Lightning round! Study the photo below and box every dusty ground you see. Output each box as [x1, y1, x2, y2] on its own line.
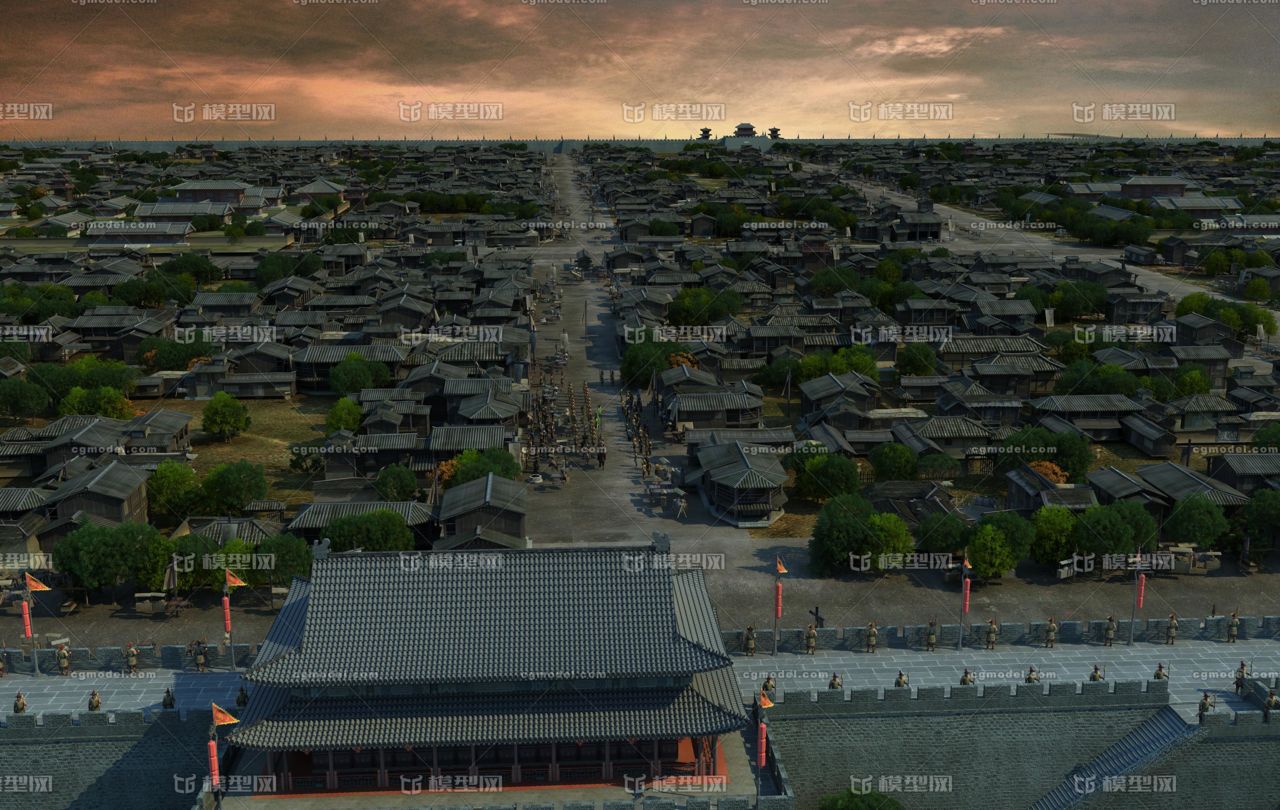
[145, 396, 330, 505]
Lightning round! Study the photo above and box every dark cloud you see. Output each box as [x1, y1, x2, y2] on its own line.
[0, 0, 1275, 137]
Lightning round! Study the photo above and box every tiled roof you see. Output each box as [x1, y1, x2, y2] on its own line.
[438, 472, 527, 520]
[286, 501, 433, 531]
[229, 668, 745, 751]
[244, 548, 734, 688]
[1029, 395, 1144, 413]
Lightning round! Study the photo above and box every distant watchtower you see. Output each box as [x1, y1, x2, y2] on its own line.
[698, 127, 713, 140]
[734, 122, 757, 138]
[768, 127, 781, 140]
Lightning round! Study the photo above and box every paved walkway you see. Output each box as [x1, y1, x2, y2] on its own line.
[1, 669, 242, 715]
[733, 639, 1280, 722]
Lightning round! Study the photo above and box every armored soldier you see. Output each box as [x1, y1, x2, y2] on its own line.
[191, 640, 208, 673]
[828, 673, 843, 690]
[960, 669, 975, 686]
[1198, 692, 1215, 724]
[866, 621, 878, 654]
[1025, 666, 1041, 684]
[1265, 690, 1280, 723]
[126, 643, 140, 675]
[236, 686, 249, 709]
[805, 623, 818, 655]
[762, 676, 776, 694]
[1089, 665, 1105, 682]
[1104, 616, 1116, 647]
[1045, 617, 1058, 649]
[0, 655, 5, 678]
[985, 618, 998, 651]
[1235, 660, 1249, 695]
[744, 625, 757, 656]
[88, 690, 101, 712]
[1166, 613, 1178, 645]
[894, 671, 909, 688]
[1153, 663, 1167, 680]
[926, 621, 937, 652]
[161, 688, 176, 710]
[1228, 610, 1240, 643]
[13, 692, 25, 714]
[56, 645, 71, 676]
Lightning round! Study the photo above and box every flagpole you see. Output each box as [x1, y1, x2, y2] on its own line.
[210, 720, 223, 810]
[223, 577, 235, 674]
[25, 580, 37, 680]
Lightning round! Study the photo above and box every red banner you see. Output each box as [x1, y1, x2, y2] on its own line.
[774, 581, 782, 619]
[20, 600, 30, 639]
[962, 577, 971, 614]
[207, 738, 220, 791]
[1137, 573, 1146, 609]
[757, 722, 767, 767]
[222, 595, 232, 634]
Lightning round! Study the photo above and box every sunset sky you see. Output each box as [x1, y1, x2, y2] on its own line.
[1, 0, 1278, 141]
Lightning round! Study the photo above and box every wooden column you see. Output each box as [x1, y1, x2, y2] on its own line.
[550, 742, 559, 783]
[326, 751, 336, 790]
[470, 744, 478, 778]
[512, 744, 520, 785]
[603, 741, 611, 781]
[377, 748, 387, 788]
[653, 739, 661, 777]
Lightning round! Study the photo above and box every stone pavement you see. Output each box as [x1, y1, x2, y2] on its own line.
[0, 669, 242, 716]
[733, 638, 1280, 722]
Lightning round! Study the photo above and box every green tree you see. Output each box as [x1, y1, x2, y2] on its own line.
[136, 336, 217, 372]
[1164, 494, 1228, 549]
[374, 464, 417, 501]
[329, 353, 391, 395]
[1244, 277, 1272, 301]
[1073, 504, 1136, 557]
[808, 494, 876, 575]
[1254, 423, 1280, 450]
[1111, 499, 1158, 552]
[1238, 489, 1280, 552]
[201, 461, 268, 515]
[1032, 506, 1076, 566]
[896, 343, 936, 376]
[328, 509, 414, 552]
[869, 443, 918, 482]
[916, 512, 969, 553]
[449, 448, 521, 488]
[325, 398, 363, 433]
[254, 533, 313, 585]
[666, 287, 741, 325]
[53, 522, 173, 591]
[832, 346, 877, 378]
[148, 459, 201, 526]
[867, 513, 915, 569]
[917, 452, 960, 480]
[172, 533, 222, 590]
[0, 378, 48, 419]
[792, 454, 861, 501]
[160, 253, 221, 285]
[60, 386, 131, 419]
[202, 391, 251, 441]
[1203, 252, 1230, 275]
[619, 332, 690, 389]
[967, 524, 1017, 579]
[980, 511, 1034, 563]
[1174, 366, 1210, 397]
